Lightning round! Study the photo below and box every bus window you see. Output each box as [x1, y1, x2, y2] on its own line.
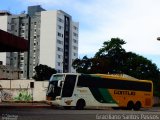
[62, 75, 77, 97]
[77, 75, 152, 92]
[50, 74, 64, 82]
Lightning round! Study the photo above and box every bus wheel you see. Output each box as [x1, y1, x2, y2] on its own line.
[134, 101, 141, 111]
[127, 101, 134, 110]
[76, 99, 85, 110]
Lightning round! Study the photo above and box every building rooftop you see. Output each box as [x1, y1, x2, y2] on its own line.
[0, 11, 11, 16]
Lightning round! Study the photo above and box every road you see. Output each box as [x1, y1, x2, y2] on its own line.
[0, 107, 160, 120]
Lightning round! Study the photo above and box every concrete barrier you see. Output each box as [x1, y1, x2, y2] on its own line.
[0, 80, 48, 102]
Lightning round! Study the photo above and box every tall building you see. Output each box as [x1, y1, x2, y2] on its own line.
[0, 5, 79, 79]
[40, 10, 79, 73]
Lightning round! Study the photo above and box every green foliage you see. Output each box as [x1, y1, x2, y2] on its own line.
[14, 90, 32, 101]
[72, 38, 160, 97]
[95, 38, 126, 57]
[33, 64, 57, 81]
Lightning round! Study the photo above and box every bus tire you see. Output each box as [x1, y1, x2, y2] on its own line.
[134, 101, 141, 111]
[76, 99, 85, 110]
[127, 101, 134, 110]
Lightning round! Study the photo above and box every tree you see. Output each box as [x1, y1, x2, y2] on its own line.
[72, 56, 92, 74]
[95, 38, 126, 57]
[72, 38, 160, 97]
[32, 64, 57, 81]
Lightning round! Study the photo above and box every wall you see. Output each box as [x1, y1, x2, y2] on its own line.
[0, 80, 48, 102]
[0, 79, 159, 104]
[0, 65, 20, 79]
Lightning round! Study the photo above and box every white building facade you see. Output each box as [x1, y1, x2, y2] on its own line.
[40, 10, 79, 73]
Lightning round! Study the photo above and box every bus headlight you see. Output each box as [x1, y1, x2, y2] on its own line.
[56, 96, 61, 100]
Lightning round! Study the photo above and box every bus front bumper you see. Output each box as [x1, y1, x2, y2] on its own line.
[50, 100, 60, 106]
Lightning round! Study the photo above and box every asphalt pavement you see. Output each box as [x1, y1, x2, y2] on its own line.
[0, 107, 160, 120]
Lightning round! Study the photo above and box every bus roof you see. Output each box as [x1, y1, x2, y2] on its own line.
[52, 73, 152, 83]
[93, 74, 152, 83]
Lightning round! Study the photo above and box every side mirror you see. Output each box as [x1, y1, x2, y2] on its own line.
[58, 80, 63, 87]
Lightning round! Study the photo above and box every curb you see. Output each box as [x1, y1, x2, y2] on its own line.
[0, 105, 53, 109]
[0, 103, 53, 109]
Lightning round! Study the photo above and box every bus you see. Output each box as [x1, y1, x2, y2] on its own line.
[46, 73, 153, 110]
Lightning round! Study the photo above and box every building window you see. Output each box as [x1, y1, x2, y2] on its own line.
[21, 30, 25, 33]
[57, 62, 61, 66]
[57, 32, 63, 37]
[57, 54, 61, 59]
[73, 39, 77, 44]
[20, 64, 23, 67]
[21, 23, 25, 26]
[34, 36, 36, 39]
[73, 26, 78, 31]
[73, 46, 78, 50]
[57, 47, 63, 52]
[57, 39, 63, 45]
[58, 25, 62, 29]
[72, 59, 75, 63]
[58, 18, 63, 23]
[73, 33, 78, 37]
[58, 32, 61, 37]
[74, 53, 77, 56]
[11, 25, 14, 30]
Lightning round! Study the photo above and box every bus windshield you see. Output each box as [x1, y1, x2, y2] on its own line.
[50, 74, 64, 82]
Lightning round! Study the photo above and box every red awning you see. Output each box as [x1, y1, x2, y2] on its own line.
[0, 29, 28, 52]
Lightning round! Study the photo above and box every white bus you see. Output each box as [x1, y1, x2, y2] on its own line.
[46, 73, 153, 110]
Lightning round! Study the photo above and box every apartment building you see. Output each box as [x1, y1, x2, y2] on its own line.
[40, 10, 79, 73]
[0, 5, 79, 79]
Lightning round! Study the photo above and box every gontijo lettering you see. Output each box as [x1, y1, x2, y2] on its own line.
[114, 90, 136, 95]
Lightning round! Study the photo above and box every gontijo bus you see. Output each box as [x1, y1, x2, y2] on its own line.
[46, 73, 153, 110]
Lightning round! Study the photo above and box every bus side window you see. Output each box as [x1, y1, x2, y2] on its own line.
[62, 75, 77, 97]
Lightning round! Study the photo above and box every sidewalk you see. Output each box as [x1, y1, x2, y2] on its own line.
[0, 102, 52, 108]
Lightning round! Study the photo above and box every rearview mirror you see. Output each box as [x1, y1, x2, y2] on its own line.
[58, 80, 63, 87]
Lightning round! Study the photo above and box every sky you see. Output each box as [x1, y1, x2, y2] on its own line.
[1, 0, 160, 68]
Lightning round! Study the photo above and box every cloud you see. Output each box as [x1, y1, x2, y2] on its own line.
[77, 0, 160, 56]
[15, 0, 160, 57]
